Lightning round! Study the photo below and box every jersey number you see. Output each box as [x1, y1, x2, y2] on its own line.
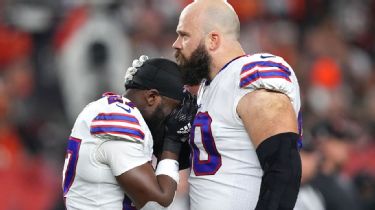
[62, 137, 82, 195]
[190, 112, 222, 176]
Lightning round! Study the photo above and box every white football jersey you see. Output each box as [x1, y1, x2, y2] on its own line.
[62, 93, 153, 210]
[189, 54, 302, 210]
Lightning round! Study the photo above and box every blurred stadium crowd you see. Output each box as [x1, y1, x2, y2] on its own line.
[0, 0, 374, 209]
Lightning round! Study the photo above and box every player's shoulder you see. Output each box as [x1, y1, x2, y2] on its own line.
[229, 53, 300, 103]
[88, 92, 145, 144]
[235, 53, 294, 88]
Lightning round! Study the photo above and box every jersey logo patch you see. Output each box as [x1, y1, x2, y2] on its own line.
[240, 61, 291, 88]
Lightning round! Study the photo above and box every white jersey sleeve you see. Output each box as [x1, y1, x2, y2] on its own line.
[89, 93, 152, 175]
[238, 53, 299, 104]
[96, 140, 150, 176]
[90, 94, 145, 143]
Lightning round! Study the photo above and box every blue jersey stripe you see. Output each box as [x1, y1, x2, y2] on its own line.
[90, 126, 144, 140]
[93, 114, 139, 124]
[240, 70, 291, 87]
[241, 61, 291, 74]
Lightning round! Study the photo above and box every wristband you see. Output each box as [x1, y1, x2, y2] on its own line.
[155, 159, 179, 183]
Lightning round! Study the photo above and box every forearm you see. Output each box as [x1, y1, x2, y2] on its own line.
[255, 132, 302, 210]
[138, 135, 184, 208]
[149, 151, 179, 207]
[152, 175, 177, 207]
[116, 158, 179, 209]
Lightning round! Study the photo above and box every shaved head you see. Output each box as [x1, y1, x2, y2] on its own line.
[182, 0, 240, 40]
[173, 0, 244, 82]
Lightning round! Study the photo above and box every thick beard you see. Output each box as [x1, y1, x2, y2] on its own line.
[175, 43, 211, 85]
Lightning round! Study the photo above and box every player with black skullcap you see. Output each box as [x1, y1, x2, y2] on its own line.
[62, 55, 197, 210]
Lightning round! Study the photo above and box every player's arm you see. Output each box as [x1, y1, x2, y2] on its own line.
[115, 151, 179, 209]
[113, 92, 196, 209]
[237, 89, 302, 210]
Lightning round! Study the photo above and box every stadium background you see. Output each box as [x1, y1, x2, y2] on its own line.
[0, 0, 374, 209]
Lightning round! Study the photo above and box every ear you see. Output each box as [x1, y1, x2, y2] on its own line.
[206, 31, 220, 51]
[144, 89, 161, 106]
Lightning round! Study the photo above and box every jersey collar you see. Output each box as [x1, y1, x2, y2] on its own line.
[205, 54, 247, 86]
[219, 54, 247, 73]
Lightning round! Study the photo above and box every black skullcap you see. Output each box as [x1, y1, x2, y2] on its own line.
[125, 58, 184, 101]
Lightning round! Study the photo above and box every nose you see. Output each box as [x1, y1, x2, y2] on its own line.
[172, 36, 181, 50]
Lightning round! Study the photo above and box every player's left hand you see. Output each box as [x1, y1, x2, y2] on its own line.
[163, 91, 198, 154]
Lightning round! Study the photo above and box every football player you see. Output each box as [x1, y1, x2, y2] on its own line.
[62, 56, 196, 209]
[173, 0, 302, 209]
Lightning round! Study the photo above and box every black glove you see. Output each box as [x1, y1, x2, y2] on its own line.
[163, 91, 198, 155]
